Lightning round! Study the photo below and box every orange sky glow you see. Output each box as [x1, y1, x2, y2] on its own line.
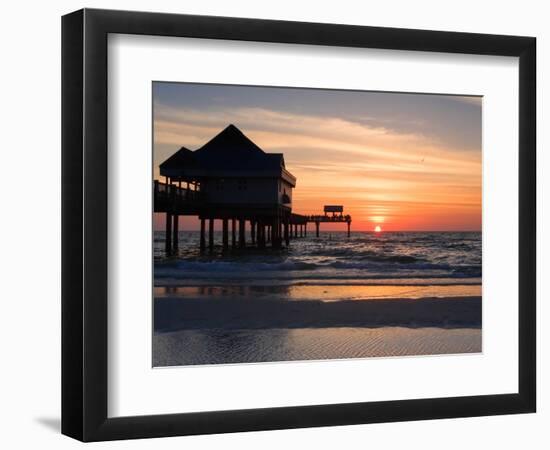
[153, 83, 482, 232]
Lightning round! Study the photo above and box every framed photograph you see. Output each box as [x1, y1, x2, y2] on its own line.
[61, 8, 536, 441]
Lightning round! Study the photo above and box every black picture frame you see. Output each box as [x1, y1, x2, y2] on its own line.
[61, 8, 536, 442]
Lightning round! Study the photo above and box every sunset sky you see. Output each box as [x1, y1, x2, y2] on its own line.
[153, 82, 481, 232]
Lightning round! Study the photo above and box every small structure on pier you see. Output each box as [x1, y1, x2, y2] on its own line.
[324, 205, 344, 215]
[155, 124, 352, 254]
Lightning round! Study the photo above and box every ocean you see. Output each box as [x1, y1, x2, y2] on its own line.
[154, 231, 481, 289]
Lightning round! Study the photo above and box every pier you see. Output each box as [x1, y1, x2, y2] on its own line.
[154, 180, 352, 253]
[293, 205, 352, 238]
[154, 124, 352, 254]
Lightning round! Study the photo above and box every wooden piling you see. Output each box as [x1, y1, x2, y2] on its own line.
[258, 221, 266, 248]
[315, 221, 320, 237]
[284, 218, 290, 247]
[200, 218, 206, 250]
[347, 221, 351, 238]
[172, 214, 179, 252]
[222, 218, 229, 249]
[272, 218, 280, 248]
[208, 218, 214, 250]
[165, 212, 172, 255]
[239, 218, 246, 248]
[231, 218, 236, 247]
[250, 220, 256, 245]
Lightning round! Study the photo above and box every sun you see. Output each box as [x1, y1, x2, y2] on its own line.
[374, 225, 382, 233]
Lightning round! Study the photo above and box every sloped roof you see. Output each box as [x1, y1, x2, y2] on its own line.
[159, 125, 289, 175]
[159, 146, 195, 171]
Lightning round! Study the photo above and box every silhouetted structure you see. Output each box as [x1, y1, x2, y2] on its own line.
[154, 125, 351, 254]
[306, 207, 352, 238]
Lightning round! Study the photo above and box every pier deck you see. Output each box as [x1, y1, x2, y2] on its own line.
[290, 213, 352, 238]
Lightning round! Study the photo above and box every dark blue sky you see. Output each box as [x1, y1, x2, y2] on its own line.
[153, 82, 482, 153]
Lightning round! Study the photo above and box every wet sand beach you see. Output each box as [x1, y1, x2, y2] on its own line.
[154, 294, 481, 332]
[153, 288, 481, 366]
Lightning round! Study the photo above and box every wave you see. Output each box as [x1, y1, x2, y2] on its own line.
[328, 260, 452, 270]
[154, 258, 481, 280]
[355, 254, 421, 264]
[166, 260, 319, 272]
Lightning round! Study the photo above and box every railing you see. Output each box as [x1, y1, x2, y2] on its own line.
[154, 180, 204, 209]
[289, 213, 351, 225]
[304, 214, 352, 223]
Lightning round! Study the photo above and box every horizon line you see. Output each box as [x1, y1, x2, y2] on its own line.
[153, 229, 482, 233]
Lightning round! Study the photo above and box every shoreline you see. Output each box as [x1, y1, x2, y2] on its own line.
[155, 283, 481, 302]
[154, 277, 482, 287]
[154, 295, 481, 333]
